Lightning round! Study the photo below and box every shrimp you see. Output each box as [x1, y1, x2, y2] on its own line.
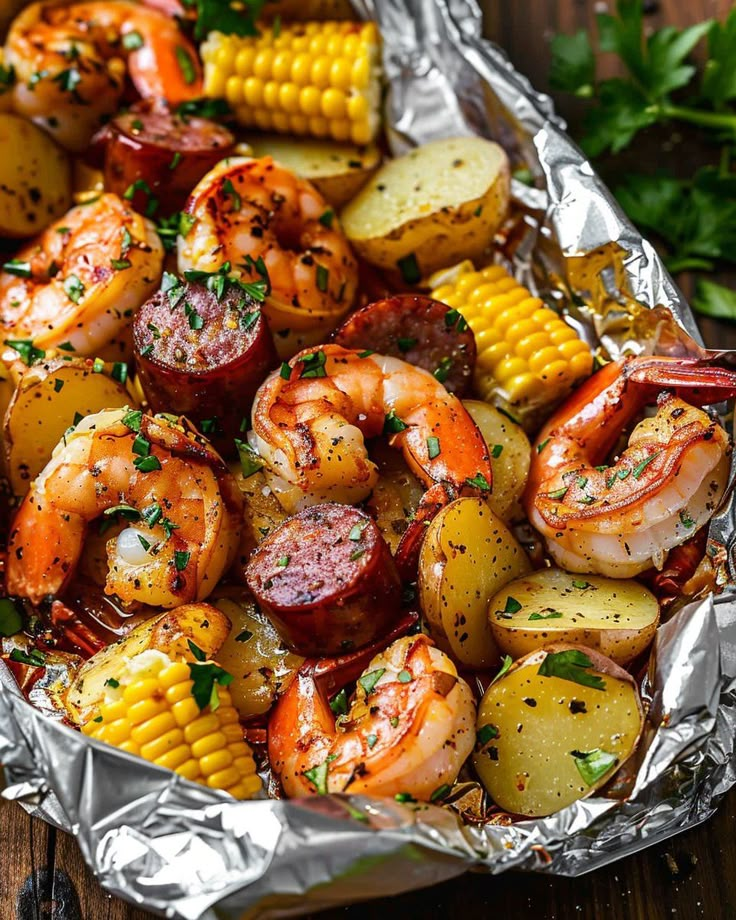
[178, 157, 359, 358]
[268, 634, 476, 800]
[249, 343, 493, 513]
[5, 0, 203, 152]
[7, 407, 243, 608]
[0, 193, 163, 361]
[524, 356, 736, 578]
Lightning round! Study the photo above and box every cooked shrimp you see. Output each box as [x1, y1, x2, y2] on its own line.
[7, 407, 243, 608]
[268, 634, 476, 800]
[178, 157, 358, 358]
[0, 193, 163, 361]
[249, 343, 493, 513]
[524, 356, 736, 578]
[5, 0, 203, 152]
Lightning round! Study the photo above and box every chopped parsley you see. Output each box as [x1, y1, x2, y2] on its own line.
[538, 649, 606, 690]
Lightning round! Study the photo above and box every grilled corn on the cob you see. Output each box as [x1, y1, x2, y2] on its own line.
[430, 261, 593, 417]
[82, 649, 261, 800]
[201, 21, 381, 145]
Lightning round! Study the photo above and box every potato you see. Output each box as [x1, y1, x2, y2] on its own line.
[489, 569, 660, 666]
[418, 497, 531, 669]
[463, 400, 531, 522]
[366, 439, 424, 554]
[340, 137, 510, 277]
[0, 114, 72, 237]
[247, 134, 381, 208]
[64, 603, 231, 725]
[211, 591, 303, 719]
[4, 357, 138, 495]
[473, 644, 644, 816]
[230, 469, 289, 579]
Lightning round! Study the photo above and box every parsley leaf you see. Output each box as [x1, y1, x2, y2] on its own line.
[549, 31, 595, 96]
[571, 748, 619, 785]
[0, 599, 22, 637]
[538, 649, 606, 691]
[193, 0, 266, 41]
[692, 278, 736, 320]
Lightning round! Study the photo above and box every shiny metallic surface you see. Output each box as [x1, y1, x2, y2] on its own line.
[3, 0, 736, 916]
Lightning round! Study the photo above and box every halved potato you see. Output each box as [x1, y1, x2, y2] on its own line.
[473, 643, 644, 816]
[463, 400, 531, 522]
[418, 497, 531, 669]
[4, 356, 137, 495]
[0, 114, 72, 237]
[230, 469, 289, 579]
[211, 591, 303, 719]
[489, 569, 659, 666]
[64, 603, 231, 725]
[341, 136, 510, 277]
[247, 134, 381, 208]
[366, 439, 424, 554]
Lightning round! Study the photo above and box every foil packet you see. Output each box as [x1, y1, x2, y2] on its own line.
[3, 0, 736, 917]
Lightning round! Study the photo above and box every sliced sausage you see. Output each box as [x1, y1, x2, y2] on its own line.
[93, 102, 235, 216]
[246, 503, 402, 657]
[333, 294, 477, 395]
[133, 277, 277, 455]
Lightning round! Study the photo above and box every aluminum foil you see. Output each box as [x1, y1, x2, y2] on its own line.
[3, 0, 736, 916]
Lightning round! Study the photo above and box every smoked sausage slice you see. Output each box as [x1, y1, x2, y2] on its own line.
[334, 294, 477, 395]
[133, 276, 277, 454]
[246, 503, 402, 656]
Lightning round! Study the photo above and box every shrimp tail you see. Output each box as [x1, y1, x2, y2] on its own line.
[625, 355, 736, 404]
[394, 482, 459, 581]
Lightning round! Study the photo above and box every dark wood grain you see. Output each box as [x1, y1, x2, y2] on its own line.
[4, 1, 736, 918]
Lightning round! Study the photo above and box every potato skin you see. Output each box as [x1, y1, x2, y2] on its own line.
[64, 603, 231, 725]
[418, 497, 531, 669]
[473, 643, 644, 817]
[463, 400, 531, 522]
[0, 114, 71, 237]
[210, 592, 303, 719]
[247, 135, 381, 208]
[4, 356, 137, 496]
[246, 503, 402, 656]
[340, 137, 510, 277]
[489, 569, 659, 666]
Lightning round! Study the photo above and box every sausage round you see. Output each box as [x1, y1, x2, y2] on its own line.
[95, 103, 235, 216]
[333, 294, 477, 395]
[246, 503, 402, 657]
[133, 278, 277, 455]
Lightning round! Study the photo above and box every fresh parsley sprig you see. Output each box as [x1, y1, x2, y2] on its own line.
[551, 1, 736, 158]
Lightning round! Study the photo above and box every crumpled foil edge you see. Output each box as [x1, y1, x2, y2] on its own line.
[4, 1, 736, 917]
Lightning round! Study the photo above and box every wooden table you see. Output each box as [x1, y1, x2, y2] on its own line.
[3, 1, 736, 917]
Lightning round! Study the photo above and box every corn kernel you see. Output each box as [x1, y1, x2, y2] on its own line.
[272, 111, 291, 133]
[330, 58, 353, 89]
[130, 711, 177, 746]
[199, 749, 233, 777]
[235, 47, 256, 77]
[528, 346, 563, 375]
[311, 56, 332, 88]
[225, 76, 243, 106]
[176, 758, 201, 782]
[291, 53, 312, 85]
[243, 76, 264, 107]
[123, 678, 160, 705]
[299, 85, 322, 115]
[191, 730, 228, 759]
[140, 727, 184, 762]
[272, 50, 292, 81]
[184, 713, 221, 744]
[321, 87, 346, 119]
[253, 48, 275, 79]
[207, 766, 242, 790]
[155, 743, 192, 771]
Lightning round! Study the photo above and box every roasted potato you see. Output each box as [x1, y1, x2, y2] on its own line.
[247, 134, 381, 208]
[464, 400, 531, 522]
[212, 592, 304, 719]
[230, 469, 289, 579]
[366, 439, 424, 554]
[64, 603, 231, 725]
[473, 644, 644, 816]
[4, 357, 138, 495]
[418, 497, 531, 669]
[0, 114, 72, 237]
[340, 136, 510, 277]
[489, 569, 660, 666]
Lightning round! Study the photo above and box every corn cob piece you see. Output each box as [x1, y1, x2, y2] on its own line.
[201, 21, 381, 146]
[430, 261, 593, 416]
[82, 650, 261, 800]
